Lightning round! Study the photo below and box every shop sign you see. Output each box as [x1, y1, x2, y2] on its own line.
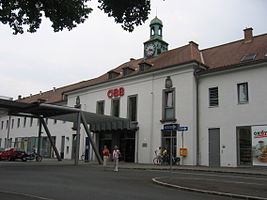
[180, 148, 188, 157]
[163, 123, 179, 131]
[107, 87, 124, 98]
[252, 126, 267, 166]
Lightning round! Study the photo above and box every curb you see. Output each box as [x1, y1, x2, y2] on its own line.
[152, 177, 267, 200]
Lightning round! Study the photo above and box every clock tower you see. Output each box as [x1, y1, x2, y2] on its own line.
[144, 17, 168, 59]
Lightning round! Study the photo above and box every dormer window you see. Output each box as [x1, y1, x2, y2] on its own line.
[108, 71, 120, 79]
[139, 61, 152, 72]
[123, 67, 134, 76]
[240, 53, 257, 62]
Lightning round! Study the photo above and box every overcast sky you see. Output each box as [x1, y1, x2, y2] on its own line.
[0, 0, 266, 100]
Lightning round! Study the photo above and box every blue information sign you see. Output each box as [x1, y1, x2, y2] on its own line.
[163, 123, 179, 131]
[178, 126, 188, 131]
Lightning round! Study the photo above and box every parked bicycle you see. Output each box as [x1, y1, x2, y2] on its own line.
[153, 154, 180, 166]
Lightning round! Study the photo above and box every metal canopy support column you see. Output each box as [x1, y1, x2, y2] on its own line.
[37, 118, 42, 155]
[80, 112, 102, 164]
[74, 112, 81, 166]
[40, 117, 62, 161]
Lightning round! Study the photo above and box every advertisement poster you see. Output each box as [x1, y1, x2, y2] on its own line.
[252, 126, 267, 166]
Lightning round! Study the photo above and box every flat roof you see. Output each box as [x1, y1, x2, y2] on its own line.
[0, 99, 130, 132]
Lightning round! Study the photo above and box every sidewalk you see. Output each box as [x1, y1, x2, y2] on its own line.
[110, 161, 267, 176]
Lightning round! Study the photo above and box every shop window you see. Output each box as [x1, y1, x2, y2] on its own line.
[111, 98, 120, 117]
[96, 100, 105, 115]
[17, 118, 20, 128]
[209, 87, 219, 107]
[237, 82, 248, 104]
[162, 88, 175, 121]
[128, 95, 137, 122]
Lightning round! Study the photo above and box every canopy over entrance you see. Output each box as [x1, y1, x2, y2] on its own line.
[0, 99, 131, 165]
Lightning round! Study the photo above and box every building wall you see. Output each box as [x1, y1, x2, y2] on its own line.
[67, 63, 197, 164]
[198, 63, 267, 167]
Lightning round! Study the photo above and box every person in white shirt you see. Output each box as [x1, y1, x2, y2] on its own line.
[112, 145, 121, 172]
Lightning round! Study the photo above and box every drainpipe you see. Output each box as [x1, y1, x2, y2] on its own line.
[194, 66, 200, 166]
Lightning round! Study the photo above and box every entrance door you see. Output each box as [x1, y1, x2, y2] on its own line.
[237, 127, 252, 166]
[209, 128, 220, 167]
[162, 131, 177, 157]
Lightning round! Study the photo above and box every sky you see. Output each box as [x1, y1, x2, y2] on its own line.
[0, 0, 266, 100]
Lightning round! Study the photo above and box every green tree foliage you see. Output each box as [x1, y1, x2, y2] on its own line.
[0, 0, 151, 34]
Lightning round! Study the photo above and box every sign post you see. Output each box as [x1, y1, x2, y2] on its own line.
[178, 126, 189, 165]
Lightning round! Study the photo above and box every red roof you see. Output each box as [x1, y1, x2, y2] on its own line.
[18, 31, 267, 104]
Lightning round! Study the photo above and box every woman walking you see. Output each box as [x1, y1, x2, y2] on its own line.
[102, 145, 110, 167]
[112, 145, 120, 172]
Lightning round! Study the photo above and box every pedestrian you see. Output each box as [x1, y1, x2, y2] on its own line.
[112, 145, 120, 172]
[102, 145, 110, 167]
[154, 146, 162, 164]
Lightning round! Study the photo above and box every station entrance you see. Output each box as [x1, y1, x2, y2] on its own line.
[98, 130, 135, 162]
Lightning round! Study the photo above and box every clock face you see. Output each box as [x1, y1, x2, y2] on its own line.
[145, 43, 155, 57]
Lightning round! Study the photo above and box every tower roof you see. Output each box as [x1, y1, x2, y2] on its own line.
[150, 16, 163, 26]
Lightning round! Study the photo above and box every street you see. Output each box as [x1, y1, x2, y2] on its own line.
[0, 162, 266, 200]
[0, 162, 233, 200]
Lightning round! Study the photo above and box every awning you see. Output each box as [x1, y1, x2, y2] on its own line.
[0, 99, 131, 132]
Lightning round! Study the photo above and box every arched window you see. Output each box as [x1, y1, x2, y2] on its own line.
[151, 27, 155, 36]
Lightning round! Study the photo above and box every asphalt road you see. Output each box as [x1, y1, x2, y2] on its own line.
[0, 163, 234, 200]
[156, 170, 267, 199]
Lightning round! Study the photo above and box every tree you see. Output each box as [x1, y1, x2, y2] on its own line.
[0, 0, 151, 34]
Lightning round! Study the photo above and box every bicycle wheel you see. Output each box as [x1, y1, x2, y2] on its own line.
[36, 155, 42, 162]
[153, 157, 159, 165]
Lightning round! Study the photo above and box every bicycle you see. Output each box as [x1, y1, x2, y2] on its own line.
[153, 155, 163, 165]
[153, 154, 180, 166]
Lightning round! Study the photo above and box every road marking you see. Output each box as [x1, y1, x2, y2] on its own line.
[0, 189, 54, 200]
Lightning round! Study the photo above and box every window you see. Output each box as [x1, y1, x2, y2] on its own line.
[30, 118, 33, 127]
[111, 99, 120, 117]
[209, 87, 219, 107]
[6, 120, 9, 129]
[46, 118, 48, 125]
[237, 82, 248, 104]
[108, 71, 120, 79]
[1, 121, 3, 129]
[23, 117, 26, 127]
[54, 119, 57, 124]
[128, 95, 137, 122]
[11, 119, 14, 129]
[162, 88, 175, 121]
[240, 53, 256, 62]
[17, 118, 20, 128]
[123, 67, 134, 76]
[96, 100, 105, 115]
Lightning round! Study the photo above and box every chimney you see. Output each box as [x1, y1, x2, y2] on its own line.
[53, 87, 56, 92]
[243, 27, 253, 43]
[39, 91, 42, 95]
[18, 95, 22, 100]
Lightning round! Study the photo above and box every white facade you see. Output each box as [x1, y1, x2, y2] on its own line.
[198, 62, 267, 167]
